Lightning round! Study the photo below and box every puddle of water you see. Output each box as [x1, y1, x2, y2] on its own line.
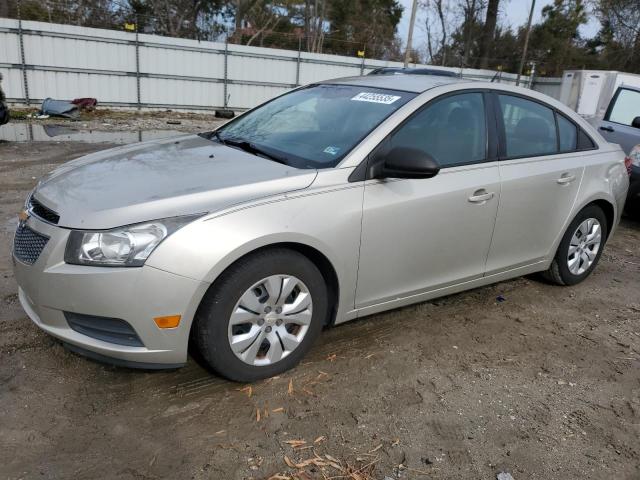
[0, 123, 184, 144]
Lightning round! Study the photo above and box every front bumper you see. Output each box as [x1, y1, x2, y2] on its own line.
[12, 216, 209, 367]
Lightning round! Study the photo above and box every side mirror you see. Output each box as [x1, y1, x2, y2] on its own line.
[632, 116, 640, 129]
[374, 146, 440, 179]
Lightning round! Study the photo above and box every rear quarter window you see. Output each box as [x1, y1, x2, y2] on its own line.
[557, 114, 577, 152]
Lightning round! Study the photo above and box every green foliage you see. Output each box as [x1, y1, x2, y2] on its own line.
[425, 0, 639, 76]
[591, 0, 640, 73]
[527, 0, 588, 75]
[6, 0, 404, 57]
[6, 0, 640, 73]
[326, 0, 404, 58]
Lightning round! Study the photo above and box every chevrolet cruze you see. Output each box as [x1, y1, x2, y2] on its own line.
[12, 75, 629, 381]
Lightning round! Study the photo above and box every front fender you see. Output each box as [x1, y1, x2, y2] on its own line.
[146, 182, 365, 325]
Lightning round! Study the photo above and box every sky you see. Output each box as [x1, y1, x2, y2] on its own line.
[397, 0, 601, 51]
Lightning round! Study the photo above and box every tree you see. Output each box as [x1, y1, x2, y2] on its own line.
[593, 0, 640, 72]
[326, 0, 404, 58]
[238, 0, 287, 46]
[425, 0, 484, 68]
[421, 0, 451, 65]
[477, 0, 499, 68]
[136, 0, 230, 39]
[458, 0, 485, 67]
[302, 0, 328, 53]
[527, 0, 588, 75]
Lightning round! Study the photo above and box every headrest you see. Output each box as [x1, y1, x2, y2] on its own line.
[514, 116, 550, 141]
[447, 107, 474, 130]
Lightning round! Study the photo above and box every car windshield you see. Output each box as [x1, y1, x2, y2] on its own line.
[213, 84, 416, 169]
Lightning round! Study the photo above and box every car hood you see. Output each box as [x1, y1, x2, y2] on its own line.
[32, 134, 318, 229]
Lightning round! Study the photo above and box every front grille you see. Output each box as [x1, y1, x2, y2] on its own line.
[29, 196, 60, 224]
[13, 224, 49, 265]
[64, 312, 145, 347]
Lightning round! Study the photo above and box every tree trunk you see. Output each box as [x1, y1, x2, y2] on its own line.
[462, 0, 478, 67]
[435, 0, 447, 66]
[425, 21, 435, 63]
[317, 0, 325, 53]
[304, 0, 310, 51]
[478, 0, 499, 69]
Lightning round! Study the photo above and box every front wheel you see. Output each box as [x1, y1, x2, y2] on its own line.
[542, 205, 608, 286]
[192, 248, 328, 382]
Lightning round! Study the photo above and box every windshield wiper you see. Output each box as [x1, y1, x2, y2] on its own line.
[222, 137, 290, 166]
[211, 130, 226, 144]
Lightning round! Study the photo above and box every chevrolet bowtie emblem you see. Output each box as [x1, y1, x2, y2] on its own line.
[18, 209, 29, 224]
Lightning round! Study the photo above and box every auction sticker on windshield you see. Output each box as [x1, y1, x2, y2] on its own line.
[351, 92, 401, 104]
[323, 146, 340, 155]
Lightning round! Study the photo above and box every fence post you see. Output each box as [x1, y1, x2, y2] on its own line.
[223, 35, 229, 108]
[360, 54, 365, 76]
[135, 16, 141, 109]
[296, 37, 301, 86]
[17, 0, 30, 106]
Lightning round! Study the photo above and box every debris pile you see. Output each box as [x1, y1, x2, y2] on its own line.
[33, 97, 98, 119]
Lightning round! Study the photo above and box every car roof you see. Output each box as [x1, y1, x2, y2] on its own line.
[316, 75, 593, 127]
[319, 74, 467, 93]
[370, 67, 459, 77]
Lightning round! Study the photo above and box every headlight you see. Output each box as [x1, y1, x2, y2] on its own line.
[64, 215, 201, 267]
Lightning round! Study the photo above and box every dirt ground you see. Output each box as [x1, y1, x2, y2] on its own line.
[1, 131, 639, 480]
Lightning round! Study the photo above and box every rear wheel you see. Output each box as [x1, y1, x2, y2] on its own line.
[542, 205, 608, 286]
[193, 248, 328, 382]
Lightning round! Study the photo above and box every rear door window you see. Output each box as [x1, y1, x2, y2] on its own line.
[498, 95, 558, 158]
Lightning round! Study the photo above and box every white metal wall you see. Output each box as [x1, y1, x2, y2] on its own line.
[0, 17, 562, 111]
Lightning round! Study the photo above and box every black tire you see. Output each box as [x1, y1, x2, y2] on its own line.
[192, 248, 328, 382]
[542, 205, 608, 286]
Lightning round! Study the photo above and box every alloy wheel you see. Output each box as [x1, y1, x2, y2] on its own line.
[567, 218, 602, 275]
[227, 275, 313, 366]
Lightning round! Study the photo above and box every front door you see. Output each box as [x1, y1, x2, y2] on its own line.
[598, 87, 640, 154]
[355, 92, 500, 308]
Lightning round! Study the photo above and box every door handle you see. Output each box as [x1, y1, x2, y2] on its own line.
[599, 125, 614, 133]
[468, 189, 494, 204]
[557, 173, 576, 185]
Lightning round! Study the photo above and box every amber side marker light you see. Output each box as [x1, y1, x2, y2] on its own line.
[154, 315, 181, 329]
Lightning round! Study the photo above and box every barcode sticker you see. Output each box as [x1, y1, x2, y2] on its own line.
[351, 92, 401, 105]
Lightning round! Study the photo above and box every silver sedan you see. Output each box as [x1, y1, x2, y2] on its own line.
[13, 75, 629, 381]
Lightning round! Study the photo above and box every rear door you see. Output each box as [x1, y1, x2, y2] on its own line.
[598, 87, 640, 154]
[485, 92, 594, 274]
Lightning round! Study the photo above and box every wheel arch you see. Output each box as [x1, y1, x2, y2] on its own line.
[193, 241, 341, 332]
[586, 199, 615, 240]
[546, 195, 617, 269]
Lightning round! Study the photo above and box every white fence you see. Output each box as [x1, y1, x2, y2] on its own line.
[0, 17, 562, 112]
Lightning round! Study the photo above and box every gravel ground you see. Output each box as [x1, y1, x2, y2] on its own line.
[8, 108, 225, 132]
[0, 134, 639, 480]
